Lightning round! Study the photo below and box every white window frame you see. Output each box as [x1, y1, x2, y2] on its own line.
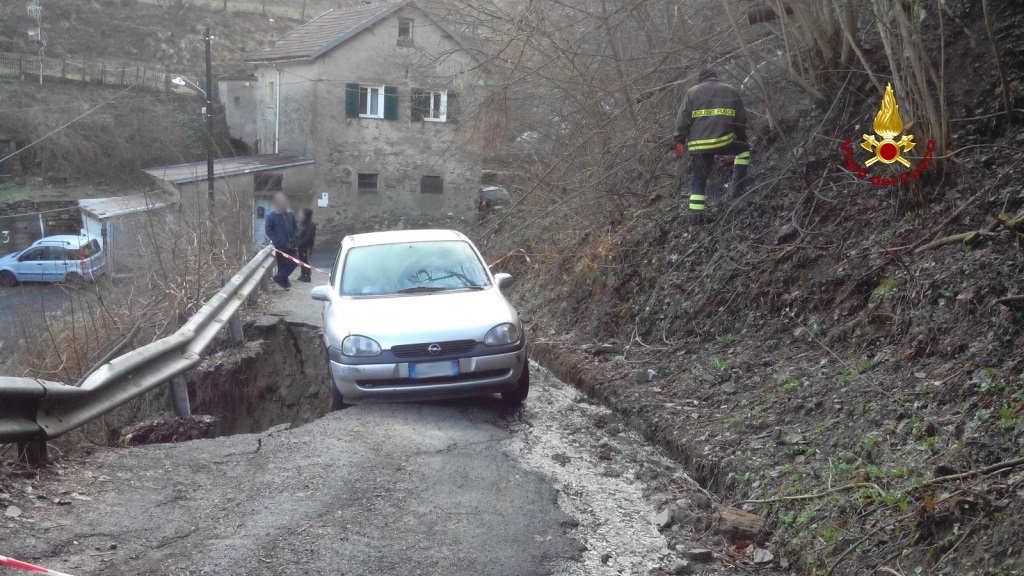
[359, 85, 386, 119]
[424, 90, 448, 122]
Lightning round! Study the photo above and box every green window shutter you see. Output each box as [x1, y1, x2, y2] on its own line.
[446, 91, 459, 123]
[345, 83, 360, 118]
[383, 85, 398, 120]
[411, 88, 428, 121]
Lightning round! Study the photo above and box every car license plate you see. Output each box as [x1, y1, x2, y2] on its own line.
[409, 360, 459, 379]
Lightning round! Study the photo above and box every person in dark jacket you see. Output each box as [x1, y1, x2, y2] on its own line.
[295, 208, 317, 283]
[265, 192, 298, 290]
[674, 68, 751, 219]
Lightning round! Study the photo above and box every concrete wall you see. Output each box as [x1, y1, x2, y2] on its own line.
[253, 6, 493, 241]
[254, 62, 318, 157]
[0, 200, 81, 257]
[175, 164, 314, 255]
[82, 208, 176, 273]
[218, 79, 259, 151]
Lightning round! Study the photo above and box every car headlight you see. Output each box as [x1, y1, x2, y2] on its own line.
[341, 335, 382, 357]
[484, 323, 521, 346]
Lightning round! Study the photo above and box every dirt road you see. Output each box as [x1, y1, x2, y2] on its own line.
[1, 364, 719, 576]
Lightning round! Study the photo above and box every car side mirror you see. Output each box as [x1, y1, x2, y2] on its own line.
[310, 285, 333, 302]
[494, 272, 515, 291]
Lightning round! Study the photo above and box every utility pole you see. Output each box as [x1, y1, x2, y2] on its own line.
[205, 27, 215, 230]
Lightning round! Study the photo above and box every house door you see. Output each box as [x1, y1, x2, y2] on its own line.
[253, 200, 274, 248]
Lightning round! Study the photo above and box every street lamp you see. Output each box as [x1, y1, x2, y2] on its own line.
[170, 28, 216, 244]
[172, 76, 206, 96]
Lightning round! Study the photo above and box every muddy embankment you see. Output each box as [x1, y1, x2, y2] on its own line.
[528, 342, 727, 494]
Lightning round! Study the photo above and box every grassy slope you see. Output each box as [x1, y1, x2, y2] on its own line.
[0, 1, 299, 78]
[504, 2, 1024, 575]
[0, 1, 302, 185]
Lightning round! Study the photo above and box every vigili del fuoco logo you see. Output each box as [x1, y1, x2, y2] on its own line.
[841, 83, 935, 187]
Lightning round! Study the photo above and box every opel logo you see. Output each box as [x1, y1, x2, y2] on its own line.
[427, 344, 442, 354]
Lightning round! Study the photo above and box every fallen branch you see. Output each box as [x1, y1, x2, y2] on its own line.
[992, 294, 1024, 308]
[921, 456, 1024, 487]
[827, 510, 916, 575]
[734, 482, 886, 505]
[914, 228, 994, 253]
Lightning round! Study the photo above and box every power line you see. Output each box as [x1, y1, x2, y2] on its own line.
[0, 83, 139, 165]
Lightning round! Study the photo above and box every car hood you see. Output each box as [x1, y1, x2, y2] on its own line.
[0, 252, 18, 266]
[325, 288, 518, 350]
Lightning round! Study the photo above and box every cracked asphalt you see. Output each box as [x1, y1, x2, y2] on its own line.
[2, 364, 716, 576]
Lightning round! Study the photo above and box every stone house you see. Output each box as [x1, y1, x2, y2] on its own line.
[244, 0, 495, 237]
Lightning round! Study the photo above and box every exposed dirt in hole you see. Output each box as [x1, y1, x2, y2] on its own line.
[184, 316, 330, 436]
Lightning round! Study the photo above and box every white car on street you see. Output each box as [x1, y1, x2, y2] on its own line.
[311, 229, 529, 409]
[0, 234, 106, 287]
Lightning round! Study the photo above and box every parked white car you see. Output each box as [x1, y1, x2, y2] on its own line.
[311, 229, 529, 409]
[0, 234, 106, 287]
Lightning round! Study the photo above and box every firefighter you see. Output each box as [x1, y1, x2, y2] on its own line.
[674, 68, 751, 221]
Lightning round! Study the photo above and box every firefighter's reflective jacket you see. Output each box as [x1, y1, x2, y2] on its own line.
[674, 79, 747, 154]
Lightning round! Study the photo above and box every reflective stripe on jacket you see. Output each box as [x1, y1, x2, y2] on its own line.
[674, 79, 747, 154]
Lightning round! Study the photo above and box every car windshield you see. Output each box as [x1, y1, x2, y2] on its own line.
[340, 240, 491, 296]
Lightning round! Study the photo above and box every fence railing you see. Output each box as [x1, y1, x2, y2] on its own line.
[0, 247, 275, 463]
[0, 51, 201, 94]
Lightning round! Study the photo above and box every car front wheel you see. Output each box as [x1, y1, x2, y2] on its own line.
[0, 271, 17, 287]
[501, 361, 530, 406]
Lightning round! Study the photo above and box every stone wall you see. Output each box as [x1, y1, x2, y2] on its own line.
[0, 200, 82, 256]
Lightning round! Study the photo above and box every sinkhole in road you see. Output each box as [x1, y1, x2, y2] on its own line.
[185, 318, 330, 436]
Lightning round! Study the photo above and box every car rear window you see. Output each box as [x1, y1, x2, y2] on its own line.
[481, 188, 511, 202]
[81, 239, 101, 258]
[341, 240, 490, 296]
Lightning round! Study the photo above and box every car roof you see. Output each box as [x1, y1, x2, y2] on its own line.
[346, 229, 469, 247]
[33, 235, 95, 247]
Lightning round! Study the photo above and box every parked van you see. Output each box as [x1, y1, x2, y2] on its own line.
[0, 234, 106, 287]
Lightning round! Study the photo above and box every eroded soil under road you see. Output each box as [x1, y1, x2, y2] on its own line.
[1, 364, 728, 576]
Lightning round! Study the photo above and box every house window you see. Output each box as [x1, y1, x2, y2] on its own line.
[346, 84, 397, 120]
[266, 81, 275, 104]
[358, 173, 379, 192]
[412, 89, 456, 122]
[255, 173, 284, 192]
[398, 18, 414, 46]
[420, 175, 443, 194]
[358, 85, 385, 118]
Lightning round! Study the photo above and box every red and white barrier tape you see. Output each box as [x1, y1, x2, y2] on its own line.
[489, 249, 532, 269]
[0, 555, 76, 576]
[264, 245, 529, 274]
[263, 245, 329, 276]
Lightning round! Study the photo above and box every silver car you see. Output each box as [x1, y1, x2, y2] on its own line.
[311, 229, 529, 409]
[0, 234, 106, 287]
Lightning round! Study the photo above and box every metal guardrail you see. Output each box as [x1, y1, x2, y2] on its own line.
[0, 247, 275, 460]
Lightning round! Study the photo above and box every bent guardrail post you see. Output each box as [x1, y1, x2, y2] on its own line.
[228, 312, 244, 345]
[169, 375, 191, 417]
[222, 278, 245, 345]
